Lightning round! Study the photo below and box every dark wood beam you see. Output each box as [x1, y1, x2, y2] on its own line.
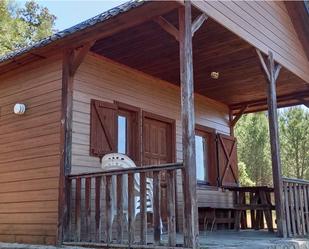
[230, 90, 309, 113]
[191, 13, 208, 37]
[178, 3, 199, 249]
[256, 49, 270, 81]
[154, 16, 179, 41]
[298, 97, 309, 108]
[70, 42, 95, 75]
[58, 43, 92, 244]
[257, 49, 287, 238]
[230, 105, 248, 127]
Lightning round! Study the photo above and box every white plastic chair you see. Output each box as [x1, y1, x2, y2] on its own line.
[101, 153, 155, 225]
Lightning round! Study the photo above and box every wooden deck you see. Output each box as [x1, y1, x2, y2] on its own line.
[63, 230, 309, 249]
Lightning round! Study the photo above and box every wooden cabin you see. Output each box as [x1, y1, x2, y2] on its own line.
[0, 0, 308, 248]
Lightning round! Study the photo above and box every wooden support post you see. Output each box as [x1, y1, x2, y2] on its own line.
[229, 109, 234, 137]
[256, 49, 287, 237]
[179, 2, 199, 249]
[58, 48, 75, 244]
[58, 43, 94, 244]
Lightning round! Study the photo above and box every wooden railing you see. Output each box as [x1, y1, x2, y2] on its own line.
[64, 163, 184, 248]
[283, 177, 309, 237]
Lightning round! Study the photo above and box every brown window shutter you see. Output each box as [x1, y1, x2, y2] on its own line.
[90, 99, 118, 158]
[217, 133, 238, 187]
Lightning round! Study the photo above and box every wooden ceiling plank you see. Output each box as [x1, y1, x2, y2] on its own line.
[154, 16, 179, 41]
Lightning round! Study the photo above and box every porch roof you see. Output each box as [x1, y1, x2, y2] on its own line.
[0, 1, 309, 114]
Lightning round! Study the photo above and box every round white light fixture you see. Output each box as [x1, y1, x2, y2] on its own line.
[13, 103, 26, 115]
[211, 71, 219, 79]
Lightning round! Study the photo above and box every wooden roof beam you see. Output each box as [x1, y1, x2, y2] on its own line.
[154, 16, 179, 41]
[298, 97, 309, 108]
[230, 105, 248, 127]
[256, 49, 281, 83]
[154, 12, 208, 42]
[230, 90, 309, 112]
[70, 41, 95, 76]
[191, 13, 208, 37]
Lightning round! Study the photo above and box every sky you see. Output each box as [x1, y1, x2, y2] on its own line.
[17, 0, 127, 31]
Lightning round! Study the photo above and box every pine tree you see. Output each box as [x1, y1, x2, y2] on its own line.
[0, 0, 56, 56]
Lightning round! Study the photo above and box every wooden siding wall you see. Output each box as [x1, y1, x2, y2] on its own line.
[192, 1, 309, 84]
[0, 56, 62, 244]
[71, 53, 231, 230]
[71, 53, 229, 172]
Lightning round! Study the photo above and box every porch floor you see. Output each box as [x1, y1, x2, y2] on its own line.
[62, 230, 309, 249]
[3, 231, 307, 249]
[197, 230, 309, 249]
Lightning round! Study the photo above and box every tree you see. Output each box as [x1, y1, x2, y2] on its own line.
[238, 162, 255, 186]
[235, 112, 272, 186]
[279, 107, 309, 179]
[0, 0, 56, 56]
[236, 106, 309, 187]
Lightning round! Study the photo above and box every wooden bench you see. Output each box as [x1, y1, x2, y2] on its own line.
[197, 186, 236, 230]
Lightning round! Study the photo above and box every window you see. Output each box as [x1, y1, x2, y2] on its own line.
[117, 115, 127, 154]
[90, 99, 141, 164]
[195, 125, 216, 185]
[195, 135, 208, 182]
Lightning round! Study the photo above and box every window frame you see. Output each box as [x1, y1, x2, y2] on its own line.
[89, 99, 142, 164]
[114, 101, 142, 166]
[195, 124, 217, 186]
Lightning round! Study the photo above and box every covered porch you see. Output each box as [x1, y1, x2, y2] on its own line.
[59, 1, 309, 249]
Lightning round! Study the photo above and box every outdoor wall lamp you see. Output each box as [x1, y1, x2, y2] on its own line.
[13, 103, 26, 115]
[211, 71, 219, 79]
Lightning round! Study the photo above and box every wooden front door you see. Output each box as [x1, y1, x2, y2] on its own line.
[142, 112, 175, 227]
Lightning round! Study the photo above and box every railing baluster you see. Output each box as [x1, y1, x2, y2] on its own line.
[167, 170, 176, 247]
[294, 184, 301, 235]
[116, 175, 124, 243]
[305, 186, 309, 234]
[153, 171, 161, 245]
[105, 175, 112, 244]
[128, 173, 135, 245]
[283, 182, 292, 237]
[289, 182, 296, 236]
[95, 176, 102, 242]
[85, 177, 91, 242]
[299, 185, 306, 235]
[67, 179, 73, 241]
[75, 178, 81, 242]
[140, 172, 147, 245]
